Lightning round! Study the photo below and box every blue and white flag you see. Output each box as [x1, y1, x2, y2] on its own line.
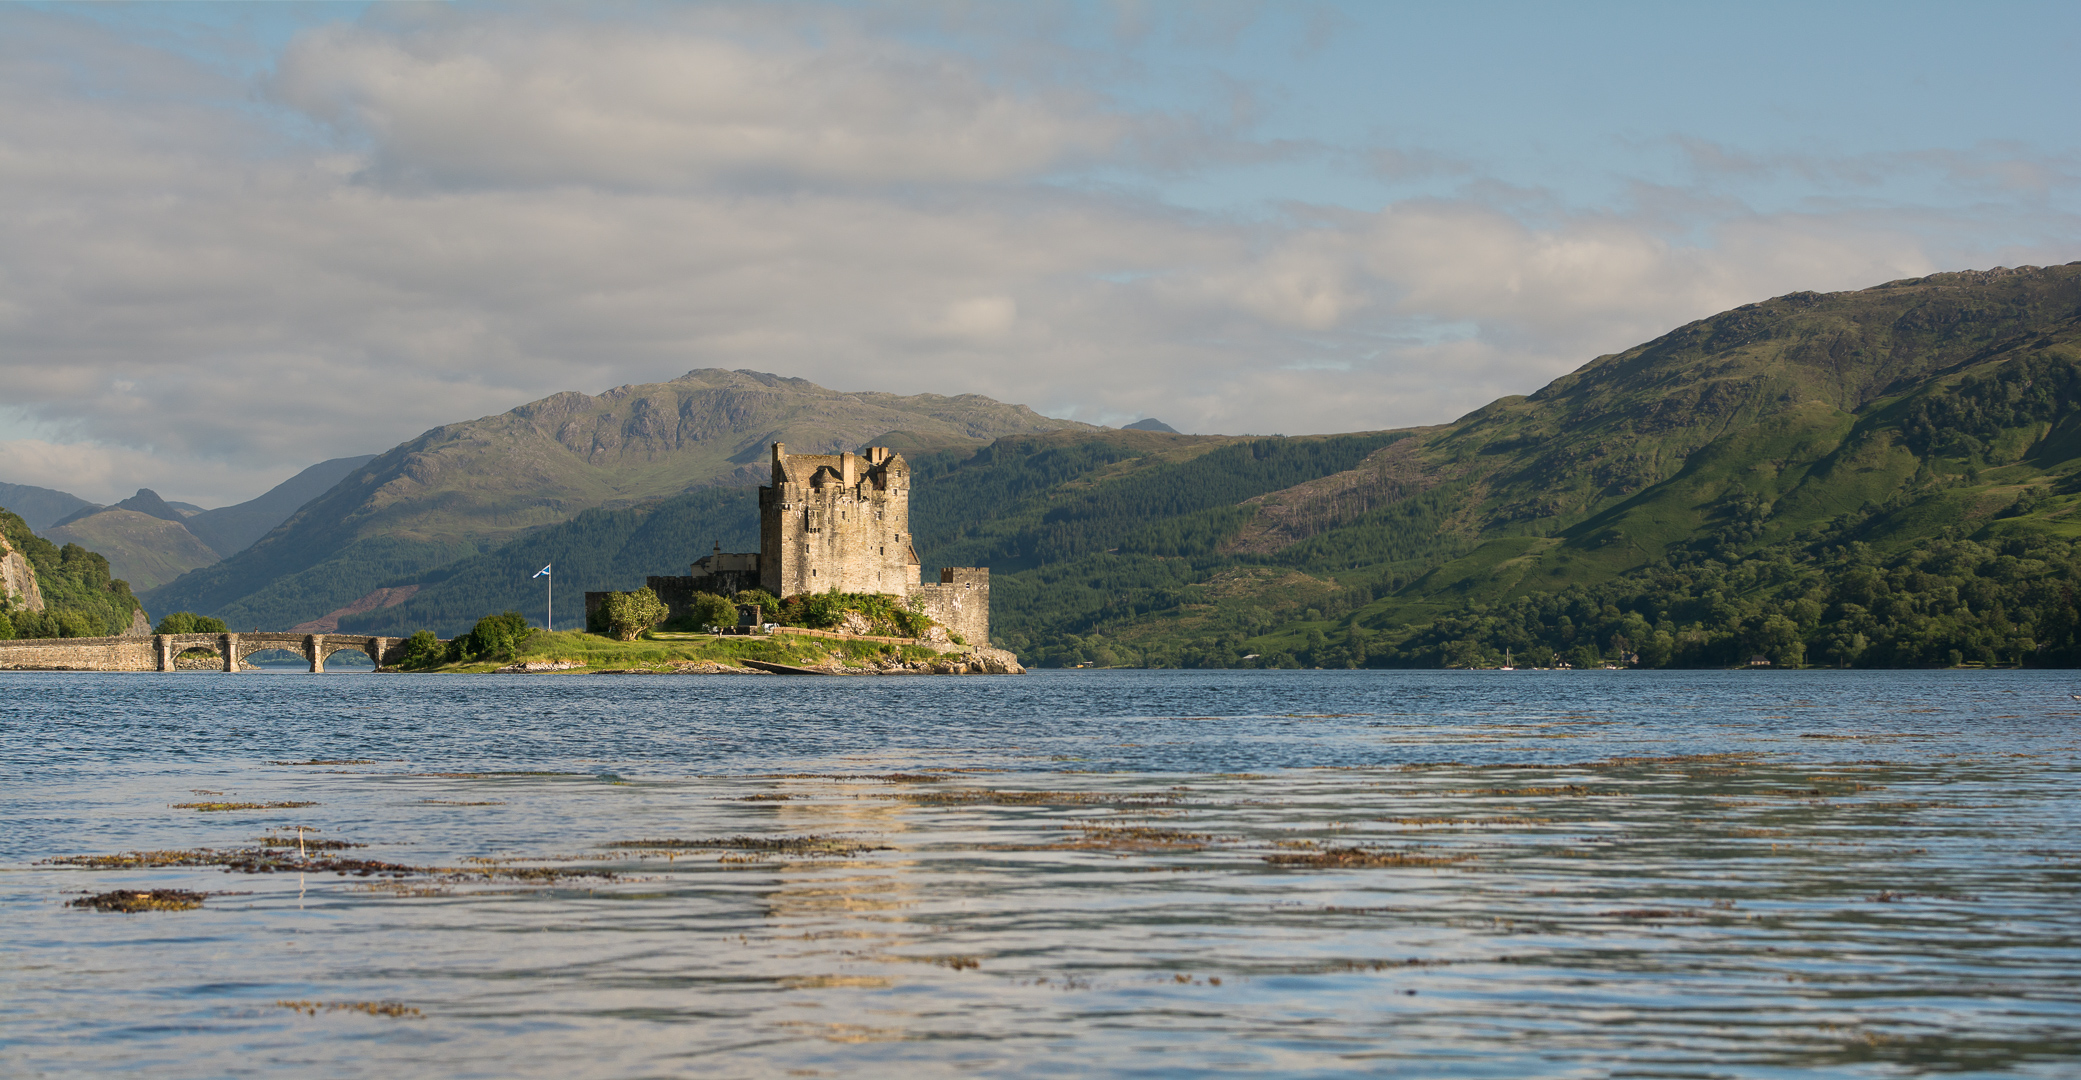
[533, 564, 552, 578]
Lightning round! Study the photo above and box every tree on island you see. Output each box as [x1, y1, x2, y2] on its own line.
[449, 611, 534, 662]
[681, 591, 737, 632]
[154, 612, 227, 635]
[597, 588, 668, 641]
[399, 630, 446, 669]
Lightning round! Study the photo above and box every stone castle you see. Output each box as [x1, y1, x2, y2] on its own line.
[591, 443, 990, 644]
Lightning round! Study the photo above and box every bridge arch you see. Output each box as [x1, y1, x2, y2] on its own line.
[151, 633, 409, 672]
[317, 639, 379, 668]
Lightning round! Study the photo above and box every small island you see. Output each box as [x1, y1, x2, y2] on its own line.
[428, 442, 1023, 675]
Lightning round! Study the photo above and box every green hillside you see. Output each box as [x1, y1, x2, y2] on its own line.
[138, 263, 2081, 667]
[141, 368, 1090, 631]
[1033, 262, 2081, 668]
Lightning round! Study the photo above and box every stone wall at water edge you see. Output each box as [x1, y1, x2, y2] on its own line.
[0, 632, 407, 672]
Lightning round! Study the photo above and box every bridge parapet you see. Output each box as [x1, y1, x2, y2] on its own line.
[0, 634, 158, 672]
[1, 632, 415, 672]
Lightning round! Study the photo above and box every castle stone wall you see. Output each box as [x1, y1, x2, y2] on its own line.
[645, 567, 761, 627]
[907, 568, 990, 646]
[761, 444, 920, 598]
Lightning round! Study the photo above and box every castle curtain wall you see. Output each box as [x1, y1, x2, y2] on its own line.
[907, 568, 990, 646]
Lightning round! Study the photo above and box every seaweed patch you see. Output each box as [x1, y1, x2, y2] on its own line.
[277, 1000, 421, 1018]
[69, 889, 205, 912]
[1262, 847, 1472, 869]
[170, 801, 319, 812]
[606, 836, 889, 857]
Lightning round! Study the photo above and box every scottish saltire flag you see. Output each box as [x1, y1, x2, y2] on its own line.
[533, 565, 551, 577]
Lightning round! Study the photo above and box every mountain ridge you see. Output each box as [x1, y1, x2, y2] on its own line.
[133, 262, 2081, 668]
[141, 368, 1093, 629]
[184, 456, 378, 558]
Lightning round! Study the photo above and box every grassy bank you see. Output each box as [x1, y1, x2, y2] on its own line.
[418, 629, 949, 673]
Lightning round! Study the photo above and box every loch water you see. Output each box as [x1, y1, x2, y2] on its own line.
[2, 668, 2078, 1078]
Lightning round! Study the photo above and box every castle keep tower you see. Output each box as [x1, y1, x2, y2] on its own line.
[760, 443, 922, 597]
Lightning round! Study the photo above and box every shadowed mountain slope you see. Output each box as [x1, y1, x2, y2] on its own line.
[691, 262, 2081, 668]
[184, 456, 377, 558]
[0, 483, 95, 532]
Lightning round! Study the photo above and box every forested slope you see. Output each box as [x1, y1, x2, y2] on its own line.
[336, 486, 760, 636]
[0, 508, 146, 638]
[1067, 263, 2081, 668]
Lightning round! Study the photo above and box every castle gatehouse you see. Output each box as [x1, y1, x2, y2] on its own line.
[588, 443, 991, 645]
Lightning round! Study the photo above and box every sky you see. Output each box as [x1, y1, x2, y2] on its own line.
[2, 1, 2077, 507]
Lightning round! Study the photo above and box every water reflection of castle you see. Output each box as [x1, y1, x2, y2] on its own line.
[587, 443, 990, 644]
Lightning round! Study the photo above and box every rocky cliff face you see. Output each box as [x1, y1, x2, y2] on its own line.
[0, 533, 45, 612]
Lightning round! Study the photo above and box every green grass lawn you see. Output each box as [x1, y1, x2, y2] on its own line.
[415, 629, 949, 673]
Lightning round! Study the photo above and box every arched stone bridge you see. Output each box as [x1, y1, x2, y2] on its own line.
[168, 632, 405, 672]
[0, 632, 426, 672]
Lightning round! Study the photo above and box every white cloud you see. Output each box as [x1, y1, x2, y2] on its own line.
[271, 14, 1140, 188]
[0, 438, 257, 507]
[0, 6, 2071, 508]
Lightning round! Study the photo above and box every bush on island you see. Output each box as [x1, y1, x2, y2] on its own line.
[451, 611, 534, 662]
[155, 612, 228, 635]
[685, 591, 737, 632]
[400, 630, 446, 669]
[597, 588, 668, 642]
[0, 609, 12, 640]
[773, 589, 932, 638]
